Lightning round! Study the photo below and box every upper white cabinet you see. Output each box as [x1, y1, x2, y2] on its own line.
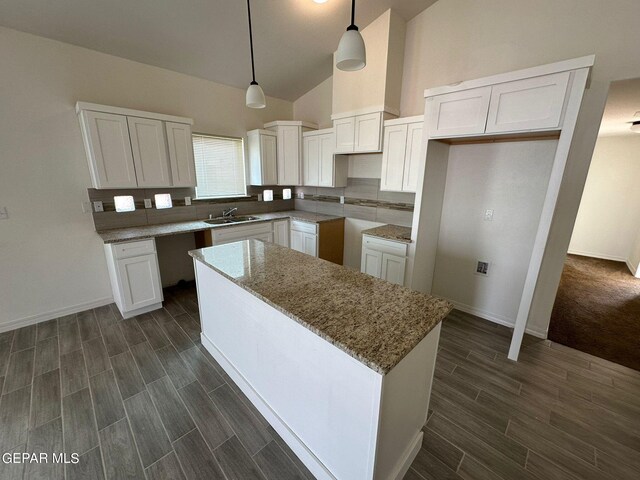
[76, 102, 196, 189]
[426, 71, 572, 139]
[302, 129, 348, 188]
[332, 109, 394, 154]
[485, 71, 570, 133]
[380, 116, 424, 192]
[264, 121, 317, 186]
[248, 129, 278, 186]
[426, 86, 491, 138]
[79, 111, 138, 189]
[165, 122, 197, 187]
[127, 117, 171, 187]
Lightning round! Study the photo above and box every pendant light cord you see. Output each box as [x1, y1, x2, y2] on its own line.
[247, 0, 257, 84]
[348, 0, 358, 31]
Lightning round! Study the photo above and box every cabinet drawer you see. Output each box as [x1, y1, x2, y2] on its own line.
[362, 235, 408, 257]
[113, 239, 156, 259]
[290, 220, 318, 235]
[211, 222, 272, 244]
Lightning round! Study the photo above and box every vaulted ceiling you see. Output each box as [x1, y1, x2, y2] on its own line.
[0, 0, 437, 101]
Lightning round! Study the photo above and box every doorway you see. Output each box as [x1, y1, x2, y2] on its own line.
[548, 78, 640, 371]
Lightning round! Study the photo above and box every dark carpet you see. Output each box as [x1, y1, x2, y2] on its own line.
[548, 254, 640, 371]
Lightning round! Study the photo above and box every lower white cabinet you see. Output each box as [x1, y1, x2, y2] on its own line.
[104, 239, 163, 319]
[211, 222, 274, 246]
[290, 220, 318, 257]
[361, 235, 408, 286]
[272, 220, 290, 247]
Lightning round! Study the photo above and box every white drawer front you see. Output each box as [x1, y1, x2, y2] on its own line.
[290, 220, 318, 235]
[113, 239, 156, 259]
[211, 222, 272, 244]
[362, 235, 408, 257]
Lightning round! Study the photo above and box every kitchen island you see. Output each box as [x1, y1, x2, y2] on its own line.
[190, 240, 452, 480]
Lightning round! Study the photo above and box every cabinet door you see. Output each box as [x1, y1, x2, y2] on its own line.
[303, 135, 320, 186]
[361, 247, 383, 278]
[318, 133, 336, 187]
[290, 229, 305, 253]
[273, 220, 289, 247]
[116, 253, 162, 311]
[303, 233, 318, 257]
[381, 253, 406, 286]
[334, 117, 355, 153]
[485, 71, 571, 133]
[354, 112, 383, 152]
[127, 117, 171, 187]
[251, 233, 273, 243]
[81, 111, 137, 188]
[277, 126, 302, 186]
[402, 122, 424, 193]
[380, 124, 408, 192]
[427, 86, 491, 138]
[166, 122, 197, 187]
[261, 134, 278, 185]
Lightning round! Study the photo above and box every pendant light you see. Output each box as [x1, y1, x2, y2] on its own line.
[336, 0, 366, 71]
[245, 0, 266, 108]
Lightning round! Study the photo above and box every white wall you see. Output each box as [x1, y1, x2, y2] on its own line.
[568, 135, 640, 265]
[293, 77, 333, 129]
[398, 0, 640, 335]
[0, 27, 292, 330]
[432, 141, 556, 334]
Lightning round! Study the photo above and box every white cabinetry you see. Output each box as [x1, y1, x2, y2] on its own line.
[380, 116, 424, 192]
[361, 235, 408, 286]
[76, 102, 196, 189]
[272, 219, 289, 247]
[332, 110, 394, 154]
[104, 239, 163, 318]
[248, 130, 278, 186]
[127, 117, 172, 187]
[426, 87, 492, 138]
[210, 222, 274, 246]
[264, 121, 318, 186]
[302, 129, 348, 188]
[290, 221, 318, 257]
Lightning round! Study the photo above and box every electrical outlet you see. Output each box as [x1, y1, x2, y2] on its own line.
[298, 192, 305, 199]
[0, 207, 8, 220]
[484, 209, 494, 221]
[184, 196, 192, 206]
[144, 199, 152, 209]
[475, 261, 490, 276]
[340, 196, 345, 204]
[93, 201, 104, 213]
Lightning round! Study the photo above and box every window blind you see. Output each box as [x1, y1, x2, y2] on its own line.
[193, 134, 247, 198]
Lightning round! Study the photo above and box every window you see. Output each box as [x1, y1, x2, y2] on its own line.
[193, 134, 247, 199]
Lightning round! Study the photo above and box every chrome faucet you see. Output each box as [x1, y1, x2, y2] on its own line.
[222, 207, 238, 218]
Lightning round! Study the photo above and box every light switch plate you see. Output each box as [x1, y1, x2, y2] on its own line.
[484, 209, 494, 221]
[144, 199, 152, 209]
[93, 201, 104, 213]
[298, 192, 304, 199]
[340, 196, 345, 204]
[184, 196, 192, 206]
[0, 206, 8, 220]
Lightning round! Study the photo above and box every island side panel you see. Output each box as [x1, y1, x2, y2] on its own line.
[194, 259, 383, 480]
[374, 323, 441, 480]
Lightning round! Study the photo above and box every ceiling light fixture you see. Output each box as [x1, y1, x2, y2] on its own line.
[245, 0, 265, 109]
[336, 0, 366, 71]
[631, 120, 640, 133]
[313, 0, 328, 3]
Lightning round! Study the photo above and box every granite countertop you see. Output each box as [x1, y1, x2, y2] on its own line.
[190, 240, 452, 374]
[362, 224, 412, 243]
[96, 210, 343, 244]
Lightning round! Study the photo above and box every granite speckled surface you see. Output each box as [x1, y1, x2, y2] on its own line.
[97, 210, 342, 244]
[190, 240, 452, 374]
[362, 224, 412, 243]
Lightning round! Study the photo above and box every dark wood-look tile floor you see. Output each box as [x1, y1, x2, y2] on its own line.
[1, 285, 639, 479]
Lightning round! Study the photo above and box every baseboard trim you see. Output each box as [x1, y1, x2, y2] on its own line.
[392, 431, 423, 480]
[567, 250, 627, 262]
[201, 333, 336, 480]
[451, 301, 547, 339]
[0, 296, 113, 333]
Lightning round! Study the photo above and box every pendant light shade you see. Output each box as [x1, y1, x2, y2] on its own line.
[246, 81, 266, 109]
[245, 0, 265, 109]
[336, 0, 366, 71]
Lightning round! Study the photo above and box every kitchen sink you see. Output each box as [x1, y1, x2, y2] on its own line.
[204, 215, 260, 225]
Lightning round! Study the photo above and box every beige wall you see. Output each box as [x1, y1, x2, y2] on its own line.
[0, 27, 292, 329]
[293, 76, 333, 128]
[399, 0, 640, 335]
[569, 135, 640, 265]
